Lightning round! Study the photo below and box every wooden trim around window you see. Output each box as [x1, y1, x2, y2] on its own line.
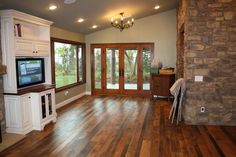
[51, 37, 86, 92]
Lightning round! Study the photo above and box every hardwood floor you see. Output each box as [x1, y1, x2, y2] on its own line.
[0, 96, 235, 157]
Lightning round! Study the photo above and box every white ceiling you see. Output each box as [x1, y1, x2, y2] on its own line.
[0, 0, 178, 34]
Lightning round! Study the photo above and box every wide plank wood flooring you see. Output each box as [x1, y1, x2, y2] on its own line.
[0, 96, 235, 157]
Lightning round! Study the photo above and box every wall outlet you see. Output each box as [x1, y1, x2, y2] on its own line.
[200, 107, 205, 113]
[65, 91, 69, 96]
[195, 76, 203, 82]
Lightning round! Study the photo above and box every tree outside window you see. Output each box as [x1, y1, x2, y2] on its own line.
[51, 38, 86, 91]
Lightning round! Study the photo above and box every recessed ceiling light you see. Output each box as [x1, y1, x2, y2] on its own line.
[77, 18, 84, 23]
[64, 0, 76, 4]
[92, 25, 98, 29]
[154, 5, 160, 10]
[49, 5, 57, 10]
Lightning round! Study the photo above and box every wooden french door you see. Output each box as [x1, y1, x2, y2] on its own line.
[91, 43, 154, 96]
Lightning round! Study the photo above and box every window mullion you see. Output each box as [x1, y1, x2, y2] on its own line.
[76, 45, 79, 83]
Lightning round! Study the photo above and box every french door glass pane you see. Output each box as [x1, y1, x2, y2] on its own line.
[124, 49, 138, 90]
[94, 48, 102, 89]
[142, 48, 151, 90]
[106, 48, 119, 89]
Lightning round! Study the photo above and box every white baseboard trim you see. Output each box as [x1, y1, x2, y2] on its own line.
[56, 92, 87, 109]
[6, 125, 32, 135]
[85, 91, 92, 95]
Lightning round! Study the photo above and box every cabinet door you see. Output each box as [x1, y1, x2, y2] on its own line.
[34, 41, 50, 56]
[15, 39, 34, 56]
[4, 96, 22, 128]
[40, 90, 55, 121]
[47, 93, 53, 116]
[21, 95, 32, 128]
[40, 95, 47, 120]
[156, 76, 168, 96]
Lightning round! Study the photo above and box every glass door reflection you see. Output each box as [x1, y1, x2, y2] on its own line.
[106, 48, 119, 89]
[124, 48, 138, 90]
[142, 48, 151, 90]
[94, 48, 102, 89]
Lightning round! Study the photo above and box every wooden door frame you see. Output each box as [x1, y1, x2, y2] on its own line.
[91, 43, 154, 96]
[90, 45, 104, 95]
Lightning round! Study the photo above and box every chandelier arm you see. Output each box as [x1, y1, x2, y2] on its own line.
[111, 13, 134, 31]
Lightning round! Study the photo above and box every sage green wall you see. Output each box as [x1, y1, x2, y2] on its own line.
[51, 26, 85, 42]
[55, 85, 86, 104]
[50, 26, 86, 105]
[85, 9, 177, 92]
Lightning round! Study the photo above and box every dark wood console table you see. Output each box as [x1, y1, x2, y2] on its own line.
[151, 74, 175, 99]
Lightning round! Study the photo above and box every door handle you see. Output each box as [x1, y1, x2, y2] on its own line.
[119, 69, 124, 76]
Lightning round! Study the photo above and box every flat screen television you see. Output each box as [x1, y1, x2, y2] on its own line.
[16, 58, 45, 88]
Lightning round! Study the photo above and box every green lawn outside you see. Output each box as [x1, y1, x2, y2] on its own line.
[56, 74, 77, 88]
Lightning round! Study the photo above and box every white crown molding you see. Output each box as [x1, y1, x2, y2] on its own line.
[0, 9, 53, 26]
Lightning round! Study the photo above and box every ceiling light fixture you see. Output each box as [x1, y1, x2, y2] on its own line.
[49, 5, 57, 10]
[111, 12, 134, 32]
[92, 25, 98, 29]
[77, 18, 84, 23]
[154, 5, 160, 10]
[64, 0, 76, 4]
[154, 0, 160, 10]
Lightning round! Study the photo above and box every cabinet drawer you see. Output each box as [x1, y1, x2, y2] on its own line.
[34, 41, 50, 57]
[151, 74, 175, 97]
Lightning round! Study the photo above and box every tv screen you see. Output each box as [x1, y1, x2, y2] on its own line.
[16, 58, 45, 88]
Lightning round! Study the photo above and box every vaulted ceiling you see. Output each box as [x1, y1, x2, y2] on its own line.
[0, 0, 178, 34]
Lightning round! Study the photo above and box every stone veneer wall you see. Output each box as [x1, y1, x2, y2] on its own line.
[177, 0, 236, 125]
[176, 0, 186, 79]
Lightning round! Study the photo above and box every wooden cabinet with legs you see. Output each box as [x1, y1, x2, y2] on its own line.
[151, 74, 175, 99]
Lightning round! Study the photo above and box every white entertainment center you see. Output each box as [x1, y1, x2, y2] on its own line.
[0, 10, 57, 134]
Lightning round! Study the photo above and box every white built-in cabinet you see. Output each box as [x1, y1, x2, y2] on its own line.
[0, 9, 57, 135]
[4, 88, 57, 134]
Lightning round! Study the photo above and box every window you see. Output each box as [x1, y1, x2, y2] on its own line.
[51, 38, 86, 91]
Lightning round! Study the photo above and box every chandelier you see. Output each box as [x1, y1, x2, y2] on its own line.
[111, 12, 134, 32]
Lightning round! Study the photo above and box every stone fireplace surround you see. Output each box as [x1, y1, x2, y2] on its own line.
[177, 0, 236, 125]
